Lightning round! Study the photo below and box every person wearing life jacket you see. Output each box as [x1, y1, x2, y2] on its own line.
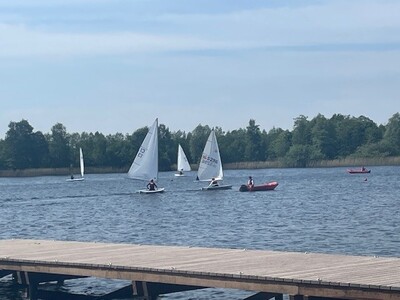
[147, 179, 157, 191]
[247, 176, 254, 189]
[209, 177, 219, 187]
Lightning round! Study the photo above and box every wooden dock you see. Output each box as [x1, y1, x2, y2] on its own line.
[0, 239, 400, 300]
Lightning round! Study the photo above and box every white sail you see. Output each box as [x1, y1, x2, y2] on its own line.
[197, 130, 223, 181]
[66, 148, 85, 182]
[177, 144, 191, 172]
[79, 147, 84, 177]
[128, 119, 159, 181]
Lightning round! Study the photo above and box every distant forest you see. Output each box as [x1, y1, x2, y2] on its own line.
[0, 113, 400, 171]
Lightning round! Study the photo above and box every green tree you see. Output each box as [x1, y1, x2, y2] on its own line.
[359, 116, 382, 144]
[219, 129, 246, 163]
[48, 123, 70, 168]
[91, 132, 108, 166]
[158, 123, 174, 171]
[268, 128, 292, 159]
[382, 112, 400, 155]
[30, 131, 49, 168]
[244, 119, 263, 161]
[292, 115, 311, 146]
[0, 140, 6, 169]
[3, 119, 46, 169]
[310, 114, 337, 159]
[106, 133, 131, 168]
[189, 124, 211, 164]
[331, 114, 359, 157]
[1, 112, 399, 171]
[285, 144, 312, 167]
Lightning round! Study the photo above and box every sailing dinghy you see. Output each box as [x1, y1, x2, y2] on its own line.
[128, 119, 164, 194]
[175, 144, 191, 176]
[197, 130, 232, 190]
[67, 147, 85, 182]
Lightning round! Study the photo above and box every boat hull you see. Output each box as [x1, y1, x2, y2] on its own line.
[239, 181, 278, 192]
[174, 173, 186, 177]
[201, 184, 232, 191]
[347, 169, 371, 174]
[66, 178, 85, 182]
[138, 188, 165, 194]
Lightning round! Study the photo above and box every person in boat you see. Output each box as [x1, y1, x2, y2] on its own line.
[70, 174, 74, 180]
[247, 176, 254, 189]
[179, 169, 183, 175]
[147, 179, 157, 191]
[361, 166, 366, 171]
[209, 177, 219, 187]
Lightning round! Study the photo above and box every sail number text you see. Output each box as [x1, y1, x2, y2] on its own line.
[201, 154, 218, 166]
[137, 147, 146, 158]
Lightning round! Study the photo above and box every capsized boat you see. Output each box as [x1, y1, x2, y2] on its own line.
[239, 181, 279, 192]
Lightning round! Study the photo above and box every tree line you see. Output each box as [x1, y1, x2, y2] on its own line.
[0, 113, 399, 171]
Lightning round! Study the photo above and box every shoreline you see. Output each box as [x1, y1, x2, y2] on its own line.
[1, 156, 399, 177]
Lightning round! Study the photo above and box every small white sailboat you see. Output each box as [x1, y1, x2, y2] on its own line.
[197, 130, 232, 190]
[128, 118, 164, 194]
[67, 147, 85, 182]
[175, 144, 191, 177]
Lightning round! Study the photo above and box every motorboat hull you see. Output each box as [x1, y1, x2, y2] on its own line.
[239, 181, 278, 192]
[347, 169, 370, 174]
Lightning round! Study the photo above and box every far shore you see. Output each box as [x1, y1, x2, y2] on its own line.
[1, 157, 399, 177]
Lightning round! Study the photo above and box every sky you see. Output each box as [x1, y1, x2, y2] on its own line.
[1, 0, 399, 137]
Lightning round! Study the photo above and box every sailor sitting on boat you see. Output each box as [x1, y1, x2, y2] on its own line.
[209, 178, 219, 187]
[147, 179, 157, 191]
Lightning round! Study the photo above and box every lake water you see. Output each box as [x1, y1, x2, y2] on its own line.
[0, 166, 399, 299]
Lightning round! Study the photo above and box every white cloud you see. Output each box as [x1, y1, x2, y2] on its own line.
[157, 0, 400, 46]
[0, 0, 399, 137]
[0, 0, 109, 7]
[0, 23, 231, 58]
[1, 0, 400, 58]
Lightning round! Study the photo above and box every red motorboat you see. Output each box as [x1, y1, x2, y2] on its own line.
[347, 168, 371, 174]
[239, 181, 279, 192]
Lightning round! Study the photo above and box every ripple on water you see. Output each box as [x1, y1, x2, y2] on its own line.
[0, 167, 399, 298]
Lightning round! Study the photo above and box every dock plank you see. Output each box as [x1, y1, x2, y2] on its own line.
[1, 239, 400, 300]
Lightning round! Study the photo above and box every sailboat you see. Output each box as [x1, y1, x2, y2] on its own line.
[67, 147, 85, 182]
[174, 144, 191, 177]
[128, 118, 165, 194]
[197, 130, 232, 190]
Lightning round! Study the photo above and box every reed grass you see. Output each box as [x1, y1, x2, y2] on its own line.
[1, 157, 399, 177]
